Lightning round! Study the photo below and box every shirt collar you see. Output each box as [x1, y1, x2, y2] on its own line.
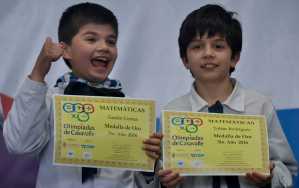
[55, 72, 122, 90]
[190, 84, 208, 112]
[223, 79, 245, 112]
[189, 78, 245, 112]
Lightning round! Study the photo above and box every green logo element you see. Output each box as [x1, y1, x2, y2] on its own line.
[186, 124, 198, 133]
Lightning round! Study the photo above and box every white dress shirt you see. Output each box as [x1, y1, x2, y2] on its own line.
[164, 79, 298, 188]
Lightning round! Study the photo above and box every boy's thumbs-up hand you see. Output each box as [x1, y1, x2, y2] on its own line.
[40, 37, 64, 62]
[30, 37, 64, 82]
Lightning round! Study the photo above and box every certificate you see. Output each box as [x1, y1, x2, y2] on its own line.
[162, 111, 270, 176]
[53, 95, 156, 171]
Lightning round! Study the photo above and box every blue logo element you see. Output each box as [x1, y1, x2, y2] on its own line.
[177, 160, 185, 168]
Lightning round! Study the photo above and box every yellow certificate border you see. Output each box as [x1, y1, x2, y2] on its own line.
[53, 94, 156, 171]
[162, 110, 270, 176]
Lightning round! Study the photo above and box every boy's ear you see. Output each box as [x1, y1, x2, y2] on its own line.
[61, 42, 72, 60]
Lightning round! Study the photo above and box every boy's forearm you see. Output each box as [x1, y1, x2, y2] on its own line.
[3, 78, 50, 155]
[29, 55, 52, 83]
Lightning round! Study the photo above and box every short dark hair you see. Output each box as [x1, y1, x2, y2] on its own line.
[58, 2, 118, 68]
[178, 4, 242, 72]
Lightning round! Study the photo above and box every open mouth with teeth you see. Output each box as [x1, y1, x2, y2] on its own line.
[91, 57, 110, 68]
[201, 63, 218, 69]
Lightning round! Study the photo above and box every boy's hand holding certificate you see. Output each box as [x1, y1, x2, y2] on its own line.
[53, 95, 155, 171]
[162, 111, 270, 176]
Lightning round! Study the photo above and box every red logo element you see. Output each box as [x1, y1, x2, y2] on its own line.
[0, 93, 13, 120]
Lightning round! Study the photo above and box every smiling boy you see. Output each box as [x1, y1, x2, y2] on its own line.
[3, 2, 161, 188]
[158, 4, 297, 188]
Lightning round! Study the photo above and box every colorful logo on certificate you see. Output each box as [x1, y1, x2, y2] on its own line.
[63, 102, 95, 122]
[171, 116, 203, 133]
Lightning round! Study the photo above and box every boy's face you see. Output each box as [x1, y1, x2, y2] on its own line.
[63, 23, 117, 82]
[182, 33, 239, 83]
